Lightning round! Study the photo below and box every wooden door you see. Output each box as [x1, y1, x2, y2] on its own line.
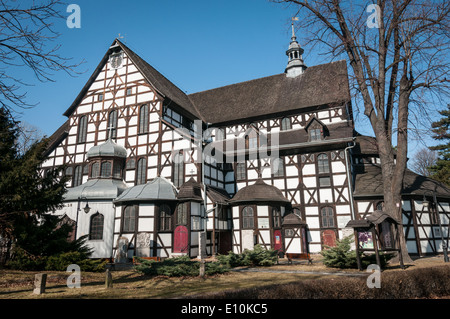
[322, 229, 336, 247]
[273, 229, 283, 251]
[173, 225, 189, 253]
[218, 231, 232, 255]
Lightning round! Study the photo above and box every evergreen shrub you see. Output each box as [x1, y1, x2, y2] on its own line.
[320, 235, 393, 269]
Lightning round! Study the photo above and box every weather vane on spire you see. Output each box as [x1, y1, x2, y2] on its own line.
[291, 17, 299, 39]
[117, 33, 125, 42]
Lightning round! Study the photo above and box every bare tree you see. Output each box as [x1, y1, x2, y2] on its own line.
[15, 121, 44, 156]
[0, 0, 83, 112]
[409, 147, 437, 176]
[273, 0, 450, 263]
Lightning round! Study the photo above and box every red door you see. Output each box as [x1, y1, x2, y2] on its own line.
[322, 230, 336, 247]
[273, 230, 283, 251]
[174, 225, 189, 253]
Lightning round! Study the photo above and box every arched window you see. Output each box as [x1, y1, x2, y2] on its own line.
[172, 151, 184, 187]
[89, 212, 104, 240]
[159, 204, 172, 231]
[242, 206, 254, 229]
[91, 162, 99, 178]
[100, 161, 111, 177]
[78, 115, 87, 143]
[136, 158, 147, 185]
[281, 117, 291, 131]
[73, 165, 83, 187]
[107, 109, 118, 139]
[123, 206, 136, 233]
[318, 154, 330, 174]
[138, 104, 149, 134]
[321, 207, 334, 228]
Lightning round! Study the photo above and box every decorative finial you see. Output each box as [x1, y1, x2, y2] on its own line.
[291, 17, 299, 41]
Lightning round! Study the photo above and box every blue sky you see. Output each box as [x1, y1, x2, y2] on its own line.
[13, 0, 443, 156]
[17, 0, 300, 134]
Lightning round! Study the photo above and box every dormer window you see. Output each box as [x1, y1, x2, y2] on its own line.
[305, 117, 327, 142]
[281, 117, 292, 131]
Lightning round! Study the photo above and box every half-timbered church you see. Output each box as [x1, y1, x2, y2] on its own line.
[42, 27, 450, 261]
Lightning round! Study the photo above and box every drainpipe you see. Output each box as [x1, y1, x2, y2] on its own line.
[345, 138, 356, 220]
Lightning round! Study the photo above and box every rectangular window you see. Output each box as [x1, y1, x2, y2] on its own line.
[98, 93, 103, 101]
[192, 216, 202, 230]
[236, 162, 246, 180]
[319, 176, 331, 187]
[177, 203, 188, 225]
[242, 206, 254, 229]
[272, 207, 281, 228]
[310, 128, 322, 141]
[159, 205, 172, 231]
[318, 154, 329, 174]
[101, 161, 111, 178]
[107, 110, 118, 139]
[321, 207, 334, 228]
[272, 158, 284, 177]
[126, 88, 132, 96]
[173, 152, 184, 187]
[285, 229, 295, 237]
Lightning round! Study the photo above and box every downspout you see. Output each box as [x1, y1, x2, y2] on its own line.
[345, 138, 356, 220]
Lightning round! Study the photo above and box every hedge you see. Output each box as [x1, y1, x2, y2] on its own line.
[195, 264, 450, 299]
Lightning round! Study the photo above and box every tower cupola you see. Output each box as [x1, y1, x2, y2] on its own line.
[285, 23, 307, 78]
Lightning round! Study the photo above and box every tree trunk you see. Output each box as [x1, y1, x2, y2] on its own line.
[376, 74, 414, 265]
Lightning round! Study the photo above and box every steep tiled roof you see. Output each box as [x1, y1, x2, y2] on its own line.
[188, 60, 350, 125]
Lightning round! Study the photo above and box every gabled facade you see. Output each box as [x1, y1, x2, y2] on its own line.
[42, 30, 450, 260]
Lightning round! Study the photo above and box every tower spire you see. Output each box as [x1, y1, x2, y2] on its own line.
[285, 19, 307, 78]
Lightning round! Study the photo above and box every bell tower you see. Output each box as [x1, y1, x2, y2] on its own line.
[285, 22, 307, 78]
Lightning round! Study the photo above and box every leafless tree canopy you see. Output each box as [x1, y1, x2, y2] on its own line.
[273, 0, 449, 262]
[409, 147, 437, 176]
[0, 0, 83, 112]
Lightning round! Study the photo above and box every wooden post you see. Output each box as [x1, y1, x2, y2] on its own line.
[105, 269, 113, 289]
[33, 273, 47, 295]
[354, 229, 362, 271]
[371, 227, 381, 270]
[199, 259, 205, 277]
